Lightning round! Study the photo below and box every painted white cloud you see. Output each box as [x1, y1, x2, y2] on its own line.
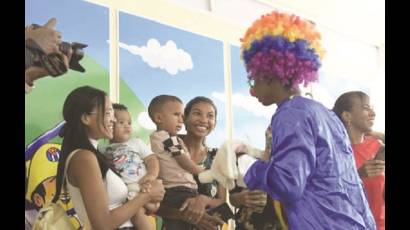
[115, 39, 193, 75]
[211, 91, 276, 119]
[137, 112, 156, 130]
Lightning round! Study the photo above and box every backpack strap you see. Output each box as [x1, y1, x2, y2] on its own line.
[52, 149, 81, 204]
[63, 149, 81, 184]
[62, 149, 81, 193]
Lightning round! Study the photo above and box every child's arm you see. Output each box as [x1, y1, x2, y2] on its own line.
[139, 155, 159, 184]
[174, 153, 204, 175]
[134, 138, 160, 184]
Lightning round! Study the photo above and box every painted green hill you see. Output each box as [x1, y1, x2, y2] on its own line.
[25, 55, 152, 146]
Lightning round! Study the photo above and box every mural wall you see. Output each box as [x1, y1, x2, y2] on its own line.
[26, 1, 110, 228]
[26, 0, 227, 229]
[117, 12, 226, 146]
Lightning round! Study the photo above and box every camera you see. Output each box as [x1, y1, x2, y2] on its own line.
[25, 24, 87, 77]
[59, 41, 87, 72]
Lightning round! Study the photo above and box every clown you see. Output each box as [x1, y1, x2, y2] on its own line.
[239, 11, 376, 229]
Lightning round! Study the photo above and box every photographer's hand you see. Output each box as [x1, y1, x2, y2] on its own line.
[60, 46, 73, 69]
[25, 66, 48, 86]
[25, 18, 61, 54]
[25, 46, 72, 86]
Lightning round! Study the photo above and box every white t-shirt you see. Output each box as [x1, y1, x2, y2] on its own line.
[100, 138, 154, 184]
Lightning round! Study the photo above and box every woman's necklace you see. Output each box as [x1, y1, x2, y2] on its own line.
[191, 146, 207, 164]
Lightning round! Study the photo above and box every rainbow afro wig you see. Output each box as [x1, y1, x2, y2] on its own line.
[241, 11, 325, 90]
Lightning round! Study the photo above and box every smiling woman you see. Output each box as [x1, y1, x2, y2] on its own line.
[54, 86, 165, 230]
[155, 96, 228, 230]
[333, 91, 385, 230]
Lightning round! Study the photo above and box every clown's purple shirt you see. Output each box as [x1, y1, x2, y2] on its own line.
[244, 96, 376, 230]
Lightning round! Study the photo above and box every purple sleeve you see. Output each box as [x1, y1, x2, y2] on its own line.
[244, 114, 316, 203]
[243, 159, 269, 189]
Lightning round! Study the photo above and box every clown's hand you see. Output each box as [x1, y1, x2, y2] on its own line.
[233, 140, 264, 159]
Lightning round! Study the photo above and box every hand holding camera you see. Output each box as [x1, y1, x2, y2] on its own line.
[25, 18, 87, 78]
[25, 18, 60, 55]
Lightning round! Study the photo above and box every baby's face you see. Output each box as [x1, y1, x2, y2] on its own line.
[112, 110, 132, 143]
[158, 101, 184, 136]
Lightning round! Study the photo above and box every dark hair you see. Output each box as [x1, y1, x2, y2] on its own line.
[113, 103, 128, 111]
[332, 91, 369, 124]
[184, 97, 218, 146]
[148, 95, 183, 121]
[53, 86, 111, 203]
[184, 96, 218, 120]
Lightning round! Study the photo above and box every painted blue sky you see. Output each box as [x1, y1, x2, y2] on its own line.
[118, 12, 225, 107]
[26, 0, 228, 148]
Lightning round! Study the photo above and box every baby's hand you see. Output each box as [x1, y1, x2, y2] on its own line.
[139, 174, 156, 185]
